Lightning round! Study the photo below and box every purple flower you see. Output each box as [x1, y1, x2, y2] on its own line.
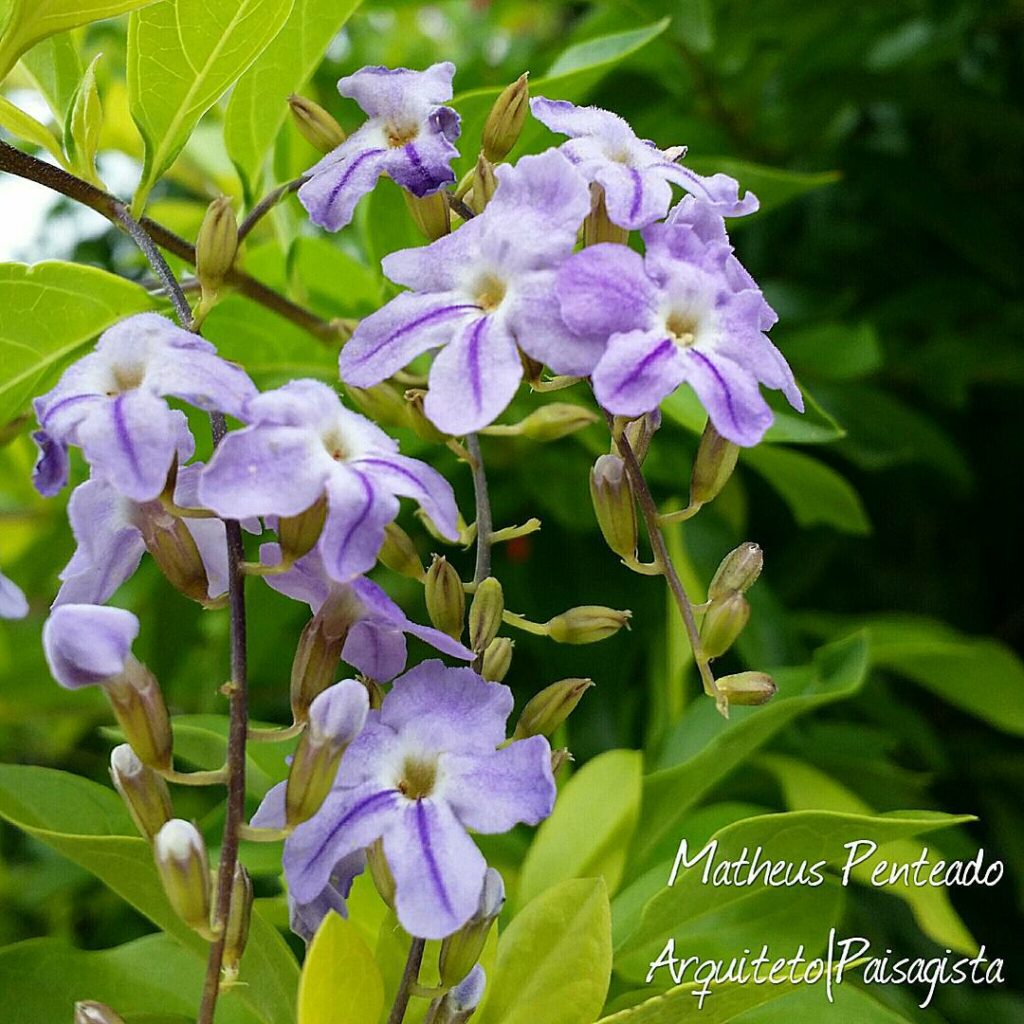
[299, 62, 461, 232]
[54, 465, 254, 608]
[557, 213, 802, 446]
[262, 542, 473, 680]
[252, 661, 555, 939]
[43, 603, 139, 689]
[32, 313, 257, 501]
[0, 565, 28, 619]
[530, 97, 758, 229]
[198, 380, 459, 582]
[339, 150, 592, 433]
[288, 850, 366, 942]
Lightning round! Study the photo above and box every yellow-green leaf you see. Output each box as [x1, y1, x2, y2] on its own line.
[0, 93, 66, 164]
[298, 912, 384, 1024]
[127, 0, 294, 211]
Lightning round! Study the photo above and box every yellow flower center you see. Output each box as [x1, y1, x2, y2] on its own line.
[108, 364, 144, 395]
[397, 757, 437, 800]
[321, 430, 349, 462]
[386, 123, 419, 148]
[475, 275, 507, 313]
[666, 312, 698, 348]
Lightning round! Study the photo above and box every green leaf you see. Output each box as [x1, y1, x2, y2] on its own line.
[636, 634, 871, 871]
[0, 764, 299, 1024]
[615, 807, 975, 981]
[452, 20, 669, 176]
[0, 261, 156, 424]
[758, 753, 975, 954]
[0, 934, 259, 1024]
[18, 31, 83, 119]
[0, 93, 67, 164]
[660, 383, 844, 445]
[0, 0, 157, 79]
[127, 0, 295, 211]
[778, 322, 883, 382]
[732, 983, 919, 1023]
[685, 158, 840, 216]
[742, 445, 871, 535]
[297, 912, 384, 1024]
[479, 878, 612, 1024]
[519, 749, 641, 905]
[225, 0, 364, 202]
[289, 237, 384, 319]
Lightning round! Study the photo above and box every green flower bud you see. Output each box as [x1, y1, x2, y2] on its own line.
[405, 189, 451, 240]
[289, 614, 348, 724]
[110, 743, 172, 841]
[221, 862, 254, 983]
[288, 93, 346, 153]
[367, 837, 395, 908]
[379, 521, 425, 581]
[516, 402, 598, 441]
[425, 555, 465, 640]
[690, 421, 739, 507]
[75, 1002, 126, 1024]
[346, 381, 411, 430]
[546, 606, 631, 644]
[716, 671, 777, 707]
[700, 592, 750, 659]
[481, 636, 513, 682]
[621, 410, 661, 466]
[513, 678, 593, 739]
[708, 542, 763, 601]
[138, 504, 214, 607]
[196, 196, 238, 296]
[439, 868, 504, 986]
[584, 185, 629, 246]
[105, 659, 172, 771]
[590, 454, 637, 559]
[154, 820, 212, 936]
[471, 153, 498, 212]
[278, 494, 328, 565]
[469, 577, 504, 653]
[65, 54, 103, 186]
[482, 73, 529, 161]
[405, 389, 449, 443]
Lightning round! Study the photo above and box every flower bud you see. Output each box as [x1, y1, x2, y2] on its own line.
[433, 965, 487, 1024]
[622, 409, 661, 465]
[137, 504, 213, 606]
[288, 93, 346, 153]
[707, 542, 763, 601]
[378, 521, 425, 581]
[286, 680, 369, 826]
[517, 403, 598, 442]
[425, 555, 465, 641]
[277, 495, 328, 565]
[346, 382, 410, 430]
[471, 153, 498, 212]
[700, 592, 750, 659]
[481, 637, 513, 682]
[483, 72, 529, 161]
[513, 678, 593, 739]
[367, 837, 395, 908]
[221, 862, 254, 982]
[290, 615, 347, 724]
[66, 55, 103, 186]
[107, 659, 173, 771]
[439, 871, 504, 986]
[550, 748, 574, 776]
[75, 1003, 126, 1024]
[690, 421, 739, 507]
[546, 606, 631, 644]
[110, 743, 172, 840]
[154, 819, 212, 935]
[405, 190, 451, 240]
[716, 671, 777, 707]
[405, 389, 449, 443]
[196, 196, 238, 295]
[584, 185, 629, 246]
[590, 454, 637, 559]
[468, 577, 503, 653]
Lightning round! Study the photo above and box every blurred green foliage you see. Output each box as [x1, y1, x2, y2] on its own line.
[1, 1, 1023, 1022]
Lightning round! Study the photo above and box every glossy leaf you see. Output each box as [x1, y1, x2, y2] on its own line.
[225, 0, 364, 202]
[127, 0, 294, 210]
[519, 749, 642, 904]
[0, 261, 156, 424]
[0, 93, 67, 164]
[18, 31, 83, 119]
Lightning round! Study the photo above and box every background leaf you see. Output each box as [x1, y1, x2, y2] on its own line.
[297, 912, 383, 1024]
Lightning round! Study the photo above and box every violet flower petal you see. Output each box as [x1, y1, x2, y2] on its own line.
[43, 603, 139, 689]
[592, 329, 687, 418]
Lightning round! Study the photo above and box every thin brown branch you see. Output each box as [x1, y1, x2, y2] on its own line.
[238, 175, 308, 242]
[387, 937, 426, 1024]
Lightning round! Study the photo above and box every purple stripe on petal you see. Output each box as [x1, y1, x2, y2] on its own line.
[345, 304, 480, 369]
[690, 349, 738, 428]
[328, 148, 386, 209]
[41, 392, 100, 429]
[416, 800, 455, 918]
[611, 338, 675, 398]
[628, 168, 643, 221]
[466, 317, 488, 412]
[340, 470, 376, 550]
[402, 142, 431, 194]
[112, 394, 144, 483]
[308, 788, 397, 869]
